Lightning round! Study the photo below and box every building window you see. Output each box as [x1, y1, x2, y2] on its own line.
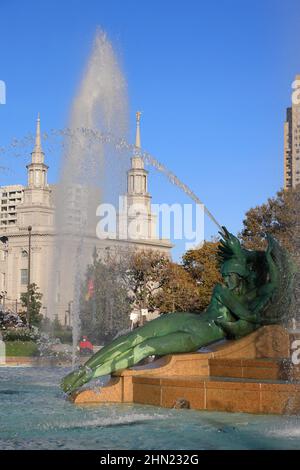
[22, 250, 28, 258]
[20, 269, 28, 285]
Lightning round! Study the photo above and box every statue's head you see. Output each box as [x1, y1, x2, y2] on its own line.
[221, 258, 252, 291]
[218, 227, 255, 292]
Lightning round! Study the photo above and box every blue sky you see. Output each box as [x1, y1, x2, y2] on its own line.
[0, 0, 299, 258]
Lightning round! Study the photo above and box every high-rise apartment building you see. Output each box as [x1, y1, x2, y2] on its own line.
[0, 185, 24, 226]
[284, 75, 300, 189]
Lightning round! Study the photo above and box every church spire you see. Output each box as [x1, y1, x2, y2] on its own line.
[135, 111, 142, 149]
[31, 113, 44, 164]
[34, 113, 42, 152]
[124, 111, 155, 241]
[127, 110, 148, 196]
[27, 113, 48, 188]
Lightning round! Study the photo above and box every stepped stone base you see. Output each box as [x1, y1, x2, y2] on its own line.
[131, 376, 300, 415]
[72, 325, 300, 415]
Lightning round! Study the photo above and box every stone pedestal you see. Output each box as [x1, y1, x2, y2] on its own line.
[72, 325, 300, 415]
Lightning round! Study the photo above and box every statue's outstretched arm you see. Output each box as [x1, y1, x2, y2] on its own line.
[214, 318, 256, 339]
[213, 285, 258, 323]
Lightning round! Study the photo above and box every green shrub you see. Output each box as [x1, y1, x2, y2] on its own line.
[2, 328, 38, 342]
[5, 341, 39, 357]
[53, 329, 72, 344]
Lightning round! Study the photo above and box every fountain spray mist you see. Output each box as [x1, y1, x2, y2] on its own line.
[51, 30, 128, 366]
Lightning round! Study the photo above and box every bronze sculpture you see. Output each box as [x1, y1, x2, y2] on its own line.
[61, 227, 295, 394]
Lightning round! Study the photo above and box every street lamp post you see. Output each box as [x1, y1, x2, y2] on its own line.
[42, 306, 47, 319]
[67, 300, 73, 326]
[26, 226, 32, 327]
[0, 290, 7, 311]
[0, 238, 8, 314]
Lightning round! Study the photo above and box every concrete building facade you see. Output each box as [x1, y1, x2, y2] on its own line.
[284, 75, 300, 189]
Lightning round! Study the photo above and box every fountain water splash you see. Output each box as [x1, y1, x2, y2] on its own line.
[1, 125, 222, 229]
[51, 30, 129, 367]
[0, 29, 222, 369]
[0, 120, 223, 368]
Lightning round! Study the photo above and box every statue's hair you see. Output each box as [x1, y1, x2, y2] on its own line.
[259, 236, 297, 325]
[219, 227, 297, 326]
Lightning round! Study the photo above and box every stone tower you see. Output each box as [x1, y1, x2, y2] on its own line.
[18, 114, 54, 228]
[118, 112, 157, 240]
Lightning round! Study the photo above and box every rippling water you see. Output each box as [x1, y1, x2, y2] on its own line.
[0, 367, 299, 450]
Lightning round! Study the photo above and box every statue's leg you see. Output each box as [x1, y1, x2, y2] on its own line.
[93, 331, 201, 377]
[83, 313, 186, 370]
[61, 333, 142, 393]
[66, 331, 201, 393]
[61, 313, 189, 393]
[61, 335, 136, 393]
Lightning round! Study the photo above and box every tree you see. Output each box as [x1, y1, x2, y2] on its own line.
[20, 283, 43, 326]
[240, 187, 300, 256]
[155, 262, 201, 313]
[182, 241, 222, 311]
[80, 243, 224, 341]
[124, 250, 169, 313]
[80, 251, 131, 344]
[240, 187, 300, 320]
[80, 249, 171, 342]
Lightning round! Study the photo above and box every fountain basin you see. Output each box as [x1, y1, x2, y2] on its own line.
[2, 366, 300, 449]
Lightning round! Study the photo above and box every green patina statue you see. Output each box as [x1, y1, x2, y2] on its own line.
[61, 227, 295, 394]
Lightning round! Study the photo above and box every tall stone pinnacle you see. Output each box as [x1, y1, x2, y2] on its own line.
[135, 111, 142, 149]
[31, 113, 44, 163]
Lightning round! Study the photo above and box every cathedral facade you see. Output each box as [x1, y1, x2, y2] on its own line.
[0, 114, 171, 323]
